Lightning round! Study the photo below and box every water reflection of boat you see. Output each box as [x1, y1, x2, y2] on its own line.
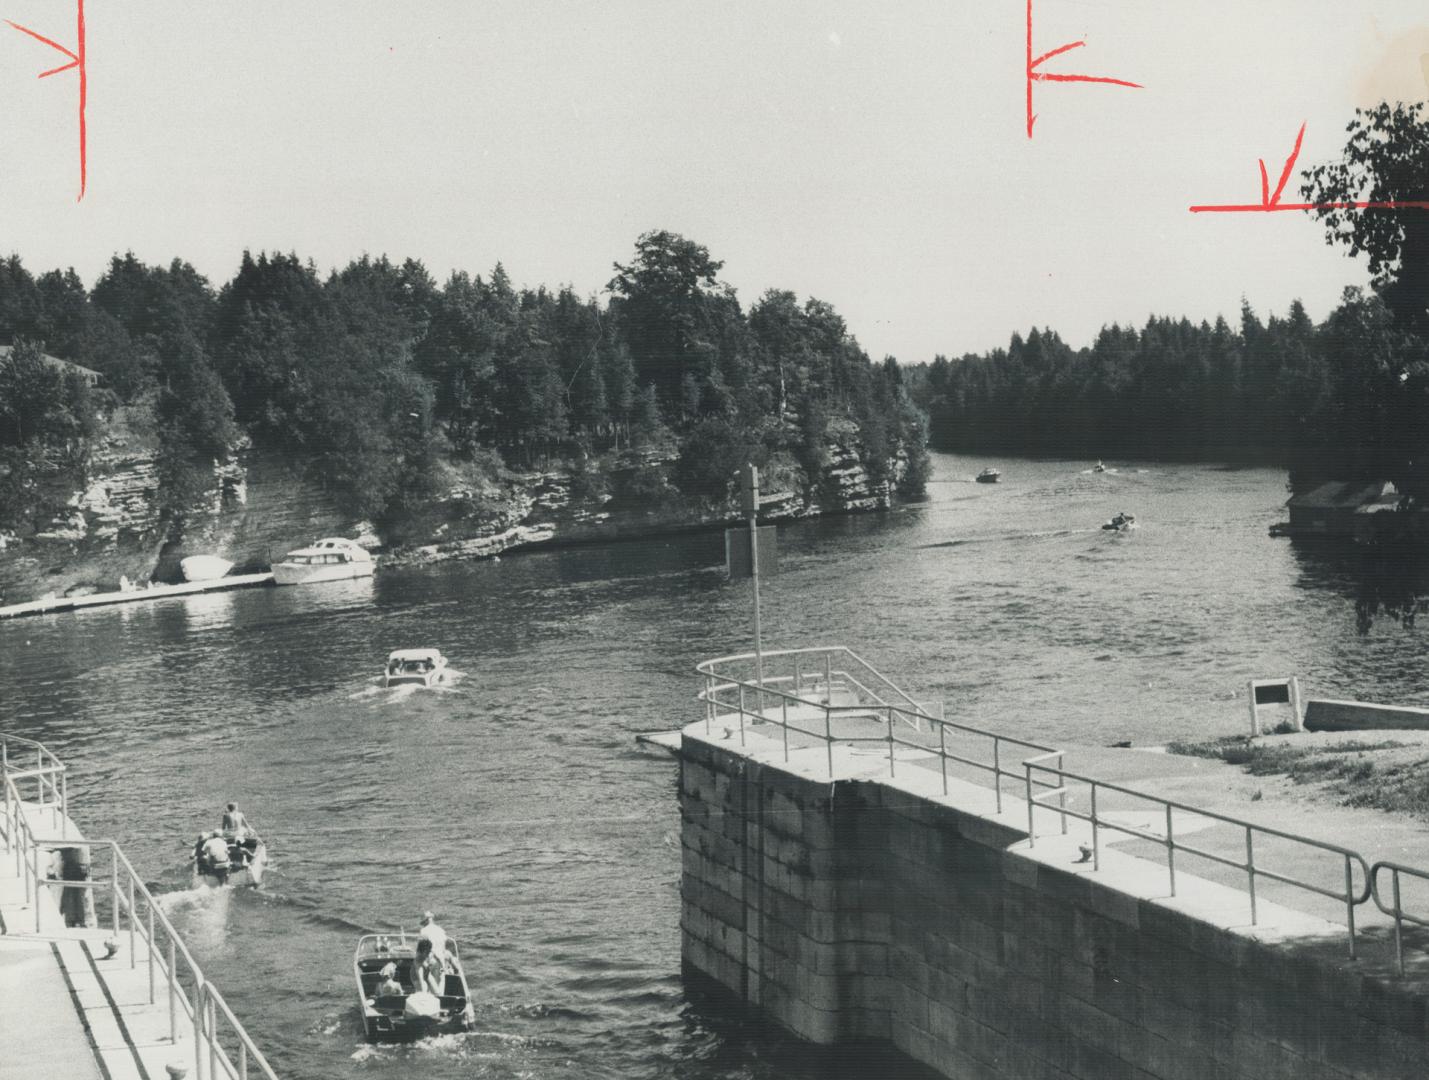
[384, 648, 448, 688]
[272, 537, 375, 586]
[1102, 512, 1137, 532]
[976, 468, 1001, 484]
[355, 932, 475, 1042]
[180, 555, 234, 582]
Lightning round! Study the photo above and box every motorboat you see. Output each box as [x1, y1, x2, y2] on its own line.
[180, 555, 234, 582]
[192, 832, 267, 888]
[1092, 461, 1107, 473]
[271, 537, 375, 586]
[355, 932, 475, 1042]
[384, 648, 448, 688]
[975, 468, 1001, 484]
[1102, 512, 1137, 532]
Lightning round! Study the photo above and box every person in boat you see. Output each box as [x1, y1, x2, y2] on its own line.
[376, 962, 403, 998]
[418, 911, 448, 967]
[198, 831, 231, 883]
[411, 937, 445, 998]
[222, 802, 251, 841]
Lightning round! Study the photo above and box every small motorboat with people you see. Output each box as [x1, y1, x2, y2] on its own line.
[1102, 511, 1137, 532]
[383, 648, 448, 688]
[976, 468, 1001, 484]
[271, 537, 375, 586]
[354, 931, 475, 1041]
[192, 831, 267, 888]
[180, 554, 234, 582]
[1092, 460, 1107, 473]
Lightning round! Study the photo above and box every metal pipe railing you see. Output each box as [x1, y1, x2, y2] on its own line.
[1023, 759, 1372, 957]
[2, 731, 277, 1079]
[1370, 861, 1429, 975]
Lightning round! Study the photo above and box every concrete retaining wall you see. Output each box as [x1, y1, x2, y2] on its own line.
[1304, 699, 1429, 733]
[679, 731, 1429, 1079]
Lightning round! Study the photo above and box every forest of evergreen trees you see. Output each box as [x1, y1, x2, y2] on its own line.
[0, 231, 929, 533]
[907, 290, 1429, 489]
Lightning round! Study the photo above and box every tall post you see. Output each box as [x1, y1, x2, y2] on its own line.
[741, 463, 765, 712]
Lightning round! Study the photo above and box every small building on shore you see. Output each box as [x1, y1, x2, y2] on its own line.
[1280, 479, 1399, 539]
[0, 344, 101, 387]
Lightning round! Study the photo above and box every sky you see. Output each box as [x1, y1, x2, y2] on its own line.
[0, 0, 1426, 363]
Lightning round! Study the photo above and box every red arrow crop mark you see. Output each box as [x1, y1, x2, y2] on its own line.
[8, 0, 88, 201]
[1026, 0, 1141, 138]
[1190, 123, 1429, 213]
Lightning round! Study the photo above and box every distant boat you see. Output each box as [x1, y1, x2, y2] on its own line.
[383, 648, 448, 688]
[272, 537, 375, 586]
[355, 932, 475, 1042]
[1093, 461, 1107, 473]
[192, 832, 267, 888]
[976, 468, 1001, 484]
[180, 555, 234, 582]
[1102, 512, 1137, 532]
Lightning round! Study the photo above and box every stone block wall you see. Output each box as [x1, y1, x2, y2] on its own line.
[680, 733, 1429, 1080]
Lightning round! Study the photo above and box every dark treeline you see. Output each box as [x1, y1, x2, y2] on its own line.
[907, 291, 1429, 485]
[911, 101, 1429, 500]
[0, 230, 928, 531]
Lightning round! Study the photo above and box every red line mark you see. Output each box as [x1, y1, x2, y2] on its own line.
[1025, 0, 1141, 138]
[8, 0, 87, 201]
[1189, 123, 1429, 213]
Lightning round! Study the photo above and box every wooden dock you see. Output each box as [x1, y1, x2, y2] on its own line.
[0, 573, 275, 621]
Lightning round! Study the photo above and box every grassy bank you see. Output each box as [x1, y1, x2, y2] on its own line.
[1168, 735, 1429, 819]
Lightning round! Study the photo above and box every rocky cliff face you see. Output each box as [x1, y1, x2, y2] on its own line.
[0, 436, 902, 606]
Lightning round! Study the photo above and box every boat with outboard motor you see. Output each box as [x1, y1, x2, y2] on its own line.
[1093, 461, 1107, 473]
[976, 468, 1001, 484]
[384, 648, 448, 688]
[1102, 512, 1137, 532]
[192, 831, 268, 887]
[272, 537, 375, 586]
[355, 932, 475, 1041]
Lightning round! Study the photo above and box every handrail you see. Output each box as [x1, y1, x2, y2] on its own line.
[1370, 861, 1429, 975]
[694, 647, 1411, 969]
[1, 732, 278, 1079]
[1023, 755, 1371, 957]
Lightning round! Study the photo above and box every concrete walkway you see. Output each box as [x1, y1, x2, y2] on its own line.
[0, 798, 241, 1080]
[699, 710, 1429, 987]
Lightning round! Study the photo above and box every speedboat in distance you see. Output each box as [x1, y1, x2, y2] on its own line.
[1102, 512, 1137, 532]
[384, 649, 448, 688]
[355, 932, 475, 1042]
[975, 468, 1001, 484]
[272, 537, 375, 586]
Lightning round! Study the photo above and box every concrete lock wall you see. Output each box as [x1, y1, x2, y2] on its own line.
[679, 733, 1429, 1080]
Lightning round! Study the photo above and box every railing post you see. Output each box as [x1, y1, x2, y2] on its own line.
[129, 869, 137, 968]
[993, 739, 1002, 814]
[781, 694, 789, 762]
[1166, 805, 1177, 897]
[1392, 871, 1404, 976]
[111, 855, 119, 933]
[1025, 764, 1036, 847]
[1246, 827, 1258, 925]
[208, 998, 218, 1080]
[32, 845, 42, 932]
[169, 939, 178, 1044]
[1344, 856, 1357, 960]
[887, 707, 896, 778]
[1090, 783, 1100, 870]
[939, 721, 948, 796]
[824, 706, 833, 779]
[194, 983, 204, 1080]
[737, 684, 746, 747]
[148, 904, 156, 1003]
[35, 749, 43, 806]
[1057, 753, 1068, 834]
[60, 773, 68, 839]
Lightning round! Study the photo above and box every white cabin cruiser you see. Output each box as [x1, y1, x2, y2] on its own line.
[384, 649, 448, 688]
[272, 537, 375, 586]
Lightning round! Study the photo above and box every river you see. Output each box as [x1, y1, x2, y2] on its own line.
[2, 453, 1427, 1079]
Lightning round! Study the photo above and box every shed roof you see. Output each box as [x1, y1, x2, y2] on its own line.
[1286, 480, 1393, 511]
[0, 344, 101, 384]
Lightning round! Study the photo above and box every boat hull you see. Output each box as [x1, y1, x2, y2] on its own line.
[180, 556, 234, 582]
[195, 841, 267, 888]
[272, 561, 375, 586]
[384, 666, 447, 689]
